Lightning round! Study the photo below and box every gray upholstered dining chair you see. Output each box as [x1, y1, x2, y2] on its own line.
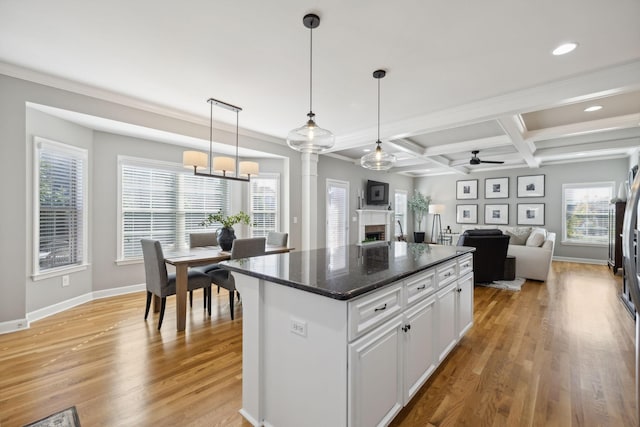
[141, 239, 212, 329]
[266, 231, 288, 247]
[189, 232, 219, 306]
[203, 237, 266, 320]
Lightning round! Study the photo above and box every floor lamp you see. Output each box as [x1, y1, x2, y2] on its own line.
[429, 204, 445, 243]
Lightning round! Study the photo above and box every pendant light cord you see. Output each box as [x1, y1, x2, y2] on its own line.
[377, 76, 381, 143]
[309, 25, 313, 115]
[209, 99, 213, 175]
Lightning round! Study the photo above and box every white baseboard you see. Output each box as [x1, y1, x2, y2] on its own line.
[239, 409, 262, 427]
[1, 283, 147, 335]
[0, 318, 30, 335]
[552, 256, 608, 265]
[27, 292, 94, 323]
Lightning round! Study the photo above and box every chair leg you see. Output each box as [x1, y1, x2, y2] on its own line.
[203, 288, 208, 310]
[144, 291, 152, 320]
[229, 289, 235, 320]
[207, 287, 212, 316]
[189, 290, 193, 307]
[158, 298, 167, 330]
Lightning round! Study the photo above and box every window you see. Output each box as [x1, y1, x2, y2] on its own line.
[118, 157, 230, 260]
[326, 179, 349, 249]
[249, 174, 279, 237]
[34, 137, 88, 276]
[562, 182, 614, 245]
[394, 190, 407, 238]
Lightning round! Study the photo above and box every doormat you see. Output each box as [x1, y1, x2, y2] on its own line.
[23, 406, 81, 427]
[478, 277, 525, 291]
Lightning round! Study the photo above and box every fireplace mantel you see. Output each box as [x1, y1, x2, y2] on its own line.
[356, 209, 394, 243]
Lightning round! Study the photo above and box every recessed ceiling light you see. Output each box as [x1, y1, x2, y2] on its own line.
[584, 105, 603, 112]
[552, 42, 578, 56]
[363, 148, 371, 152]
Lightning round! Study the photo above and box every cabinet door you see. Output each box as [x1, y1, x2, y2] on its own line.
[403, 296, 436, 404]
[457, 273, 474, 338]
[349, 315, 403, 427]
[436, 283, 458, 362]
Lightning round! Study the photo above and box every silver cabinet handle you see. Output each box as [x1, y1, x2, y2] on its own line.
[417, 285, 426, 290]
[444, 272, 452, 277]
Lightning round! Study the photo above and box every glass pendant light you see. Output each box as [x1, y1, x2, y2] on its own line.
[361, 69, 396, 170]
[286, 13, 335, 153]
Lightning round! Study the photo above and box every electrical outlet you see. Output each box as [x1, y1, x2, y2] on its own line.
[62, 275, 70, 287]
[293, 216, 298, 224]
[290, 318, 307, 337]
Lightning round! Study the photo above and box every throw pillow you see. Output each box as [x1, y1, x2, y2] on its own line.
[505, 230, 527, 245]
[526, 229, 546, 247]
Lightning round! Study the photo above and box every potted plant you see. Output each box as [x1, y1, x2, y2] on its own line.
[202, 210, 252, 250]
[407, 190, 431, 243]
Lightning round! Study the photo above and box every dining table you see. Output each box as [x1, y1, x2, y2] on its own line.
[164, 244, 292, 331]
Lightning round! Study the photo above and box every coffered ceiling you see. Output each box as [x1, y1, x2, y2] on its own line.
[1, 0, 639, 176]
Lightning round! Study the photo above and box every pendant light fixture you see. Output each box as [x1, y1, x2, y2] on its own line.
[183, 98, 258, 182]
[361, 69, 396, 170]
[286, 13, 335, 153]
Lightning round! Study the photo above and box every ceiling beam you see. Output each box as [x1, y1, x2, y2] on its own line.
[525, 113, 640, 142]
[497, 115, 539, 168]
[423, 135, 512, 156]
[535, 137, 640, 159]
[389, 138, 470, 174]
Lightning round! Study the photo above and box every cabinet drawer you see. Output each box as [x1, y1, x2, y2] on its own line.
[348, 283, 403, 341]
[404, 269, 436, 307]
[436, 261, 457, 288]
[458, 254, 473, 277]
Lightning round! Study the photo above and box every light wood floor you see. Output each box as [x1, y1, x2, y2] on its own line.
[0, 262, 636, 427]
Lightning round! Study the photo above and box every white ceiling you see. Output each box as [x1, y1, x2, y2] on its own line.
[1, 0, 639, 175]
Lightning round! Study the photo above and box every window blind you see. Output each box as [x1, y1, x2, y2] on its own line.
[250, 175, 279, 237]
[394, 190, 407, 237]
[562, 182, 613, 245]
[120, 160, 229, 259]
[36, 139, 87, 273]
[327, 180, 348, 248]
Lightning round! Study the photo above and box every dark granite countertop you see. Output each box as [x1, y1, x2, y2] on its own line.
[219, 242, 475, 301]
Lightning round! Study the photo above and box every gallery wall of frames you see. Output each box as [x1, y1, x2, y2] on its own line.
[455, 174, 545, 226]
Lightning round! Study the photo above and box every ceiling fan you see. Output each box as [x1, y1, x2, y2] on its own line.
[469, 150, 504, 165]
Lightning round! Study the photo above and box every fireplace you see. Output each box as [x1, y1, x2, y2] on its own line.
[364, 225, 386, 241]
[357, 210, 394, 243]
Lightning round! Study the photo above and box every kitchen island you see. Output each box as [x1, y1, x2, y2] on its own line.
[220, 242, 475, 427]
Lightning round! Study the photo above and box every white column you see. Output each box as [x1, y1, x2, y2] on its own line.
[301, 152, 318, 251]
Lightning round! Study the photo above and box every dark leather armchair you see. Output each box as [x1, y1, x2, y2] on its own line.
[457, 229, 509, 283]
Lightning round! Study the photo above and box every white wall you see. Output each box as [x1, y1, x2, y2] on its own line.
[414, 158, 629, 260]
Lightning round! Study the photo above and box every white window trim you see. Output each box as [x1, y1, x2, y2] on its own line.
[561, 181, 614, 246]
[32, 136, 89, 279]
[248, 172, 280, 237]
[326, 178, 350, 248]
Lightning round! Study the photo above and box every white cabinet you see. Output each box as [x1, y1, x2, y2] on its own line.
[436, 283, 458, 362]
[348, 315, 404, 427]
[403, 295, 436, 403]
[457, 273, 474, 338]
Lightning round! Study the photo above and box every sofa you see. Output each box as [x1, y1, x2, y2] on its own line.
[459, 226, 556, 281]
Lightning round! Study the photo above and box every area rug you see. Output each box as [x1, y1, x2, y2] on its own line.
[23, 406, 81, 427]
[478, 277, 525, 291]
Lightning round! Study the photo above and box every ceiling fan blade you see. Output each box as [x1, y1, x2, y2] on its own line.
[479, 160, 505, 164]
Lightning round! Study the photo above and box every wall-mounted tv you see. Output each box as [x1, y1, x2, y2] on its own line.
[366, 180, 389, 205]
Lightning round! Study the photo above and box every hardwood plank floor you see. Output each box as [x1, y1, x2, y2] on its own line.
[0, 262, 636, 426]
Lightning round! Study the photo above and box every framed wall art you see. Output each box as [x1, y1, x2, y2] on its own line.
[456, 204, 478, 224]
[456, 179, 478, 200]
[485, 177, 508, 198]
[517, 203, 545, 225]
[484, 204, 509, 225]
[517, 174, 545, 198]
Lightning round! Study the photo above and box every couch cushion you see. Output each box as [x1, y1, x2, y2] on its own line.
[526, 228, 547, 247]
[505, 229, 528, 245]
